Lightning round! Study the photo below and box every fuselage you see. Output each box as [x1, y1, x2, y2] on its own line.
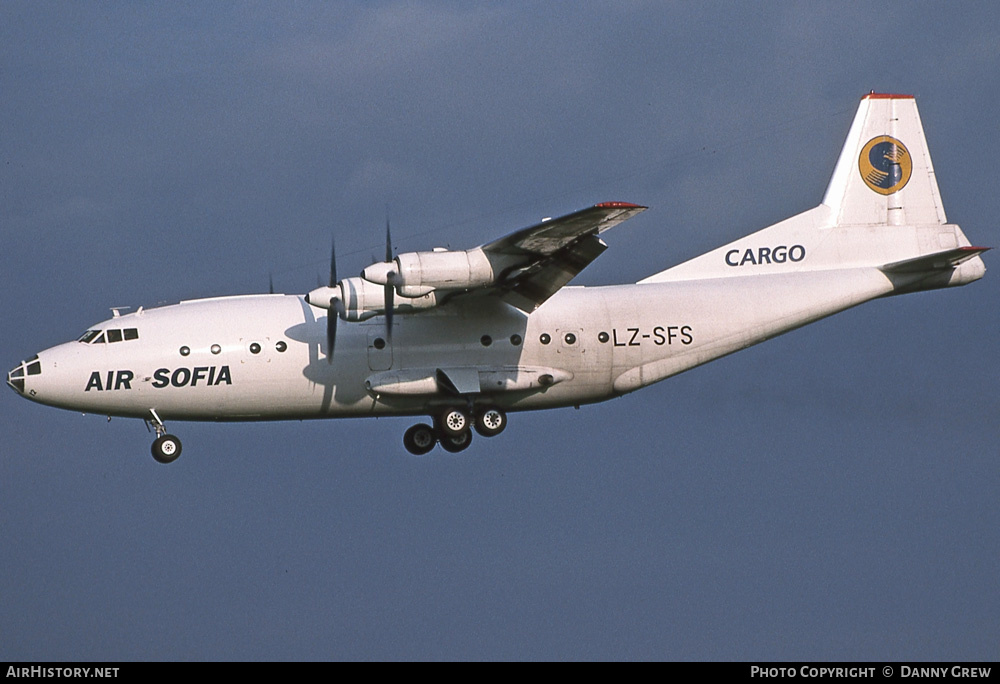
[7, 265, 907, 424]
[6, 94, 987, 460]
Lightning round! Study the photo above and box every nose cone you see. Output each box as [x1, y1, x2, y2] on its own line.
[305, 285, 339, 310]
[361, 261, 395, 285]
[7, 355, 41, 397]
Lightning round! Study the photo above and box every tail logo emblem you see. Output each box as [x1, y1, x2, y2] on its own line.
[859, 136, 912, 195]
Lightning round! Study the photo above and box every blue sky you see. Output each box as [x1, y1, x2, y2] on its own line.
[2, 2, 998, 660]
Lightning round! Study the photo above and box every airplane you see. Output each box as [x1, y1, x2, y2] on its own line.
[6, 93, 988, 463]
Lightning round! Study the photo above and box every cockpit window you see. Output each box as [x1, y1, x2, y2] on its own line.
[78, 328, 140, 344]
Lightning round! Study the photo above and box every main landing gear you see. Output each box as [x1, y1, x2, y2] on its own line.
[402, 407, 507, 455]
[148, 409, 182, 464]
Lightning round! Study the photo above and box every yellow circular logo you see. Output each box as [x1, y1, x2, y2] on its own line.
[859, 136, 912, 195]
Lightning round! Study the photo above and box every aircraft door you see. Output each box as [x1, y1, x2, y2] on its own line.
[366, 327, 393, 371]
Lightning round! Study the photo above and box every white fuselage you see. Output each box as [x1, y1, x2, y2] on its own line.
[6, 94, 988, 459]
[13, 263, 913, 424]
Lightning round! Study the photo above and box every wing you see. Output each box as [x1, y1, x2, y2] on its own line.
[311, 202, 647, 322]
[478, 201, 646, 311]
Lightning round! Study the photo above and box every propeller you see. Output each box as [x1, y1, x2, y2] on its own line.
[326, 239, 341, 363]
[384, 219, 394, 342]
[315, 219, 397, 363]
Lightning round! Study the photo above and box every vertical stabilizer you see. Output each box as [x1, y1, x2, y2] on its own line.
[642, 93, 984, 285]
[822, 93, 947, 226]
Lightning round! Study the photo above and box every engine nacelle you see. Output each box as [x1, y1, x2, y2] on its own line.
[362, 247, 495, 294]
[306, 277, 438, 321]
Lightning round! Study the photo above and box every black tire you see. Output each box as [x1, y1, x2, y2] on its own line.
[474, 407, 507, 437]
[403, 423, 436, 455]
[438, 409, 470, 436]
[439, 429, 473, 453]
[152, 434, 182, 464]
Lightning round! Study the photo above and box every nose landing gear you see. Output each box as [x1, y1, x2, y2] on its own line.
[148, 409, 182, 464]
[152, 434, 183, 464]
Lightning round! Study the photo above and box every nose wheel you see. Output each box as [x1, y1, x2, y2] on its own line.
[148, 409, 182, 464]
[152, 434, 183, 464]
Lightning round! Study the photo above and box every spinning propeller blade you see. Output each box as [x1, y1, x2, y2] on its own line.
[384, 219, 394, 341]
[327, 239, 338, 363]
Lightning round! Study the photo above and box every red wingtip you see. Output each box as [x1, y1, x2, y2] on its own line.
[595, 201, 645, 209]
[862, 91, 915, 100]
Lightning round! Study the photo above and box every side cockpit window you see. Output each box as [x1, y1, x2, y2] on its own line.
[78, 328, 140, 344]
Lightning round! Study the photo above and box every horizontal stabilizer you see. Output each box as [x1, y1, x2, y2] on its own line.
[881, 246, 990, 274]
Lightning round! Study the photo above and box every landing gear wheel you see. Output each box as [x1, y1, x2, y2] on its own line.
[403, 423, 436, 455]
[439, 409, 470, 436]
[439, 429, 473, 453]
[152, 434, 182, 464]
[474, 408, 507, 437]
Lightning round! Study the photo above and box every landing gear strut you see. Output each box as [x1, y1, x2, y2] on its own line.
[148, 409, 182, 464]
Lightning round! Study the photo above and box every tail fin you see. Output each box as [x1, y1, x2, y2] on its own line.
[643, 93, 986, 288]
[823, 93, 947, 226]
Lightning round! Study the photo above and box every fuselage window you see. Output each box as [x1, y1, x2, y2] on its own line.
[107, 329, 123, 343]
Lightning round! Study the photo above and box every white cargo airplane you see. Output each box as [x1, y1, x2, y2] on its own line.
[7, 94, 988, 462]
